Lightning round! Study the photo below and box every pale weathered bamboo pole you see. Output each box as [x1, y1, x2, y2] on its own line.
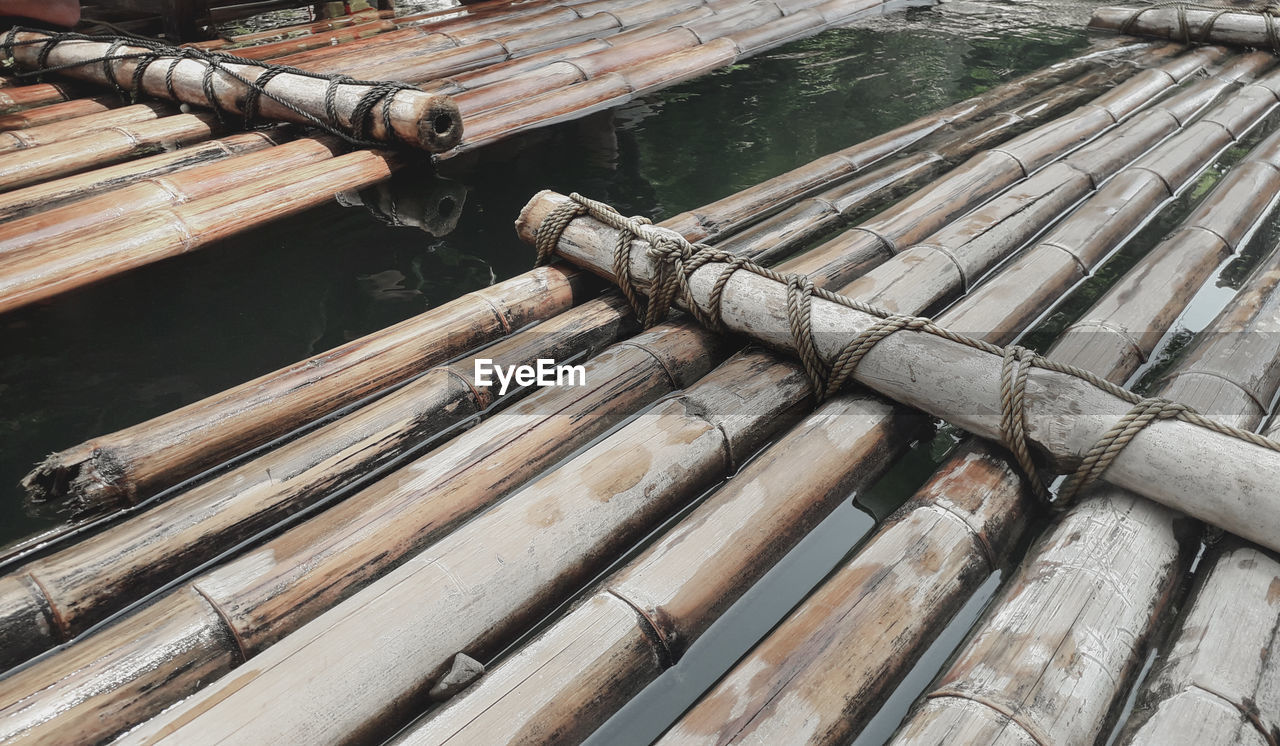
[0, 135, 343, 253]
[0, 128, 285, 221]
[388, 55, 1271, 746]
[0, 101, 178, 152]
[0, 112, 224, 192]
[0, 102, 948, 739]
[894, 228, 1280, 746]
[1116, 535, 1280, 745]
[662, 111, 1280, 746]
[3, 31, 462, 150]
[111, 57, 1224, 743]
[1090, 5, 1280, 50]
[0, 94, 122, 130]
[13, 49, 1063, 511]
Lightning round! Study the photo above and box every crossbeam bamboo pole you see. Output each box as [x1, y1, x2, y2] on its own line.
[532, 165, 1280, 552]
[389, 54, 1264, 746]
[111, 58, 1218, 744]
[0, 111, 224, 192]
[1090, 5, 1280, 50]
[663, 100, 1280, 746]
[3, 31, 462, 151]
[1116, 537, 1280, 745]
[0, 128, 285, 221]
[0, 94, 122, 130]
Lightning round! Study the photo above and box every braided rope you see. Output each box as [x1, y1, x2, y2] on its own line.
[0, 27, 423, 148]
[540, 193, 1280, 509]
[1117, 1, 1280, 50]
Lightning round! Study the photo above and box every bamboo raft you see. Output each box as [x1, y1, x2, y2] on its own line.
[3, 4, 1280, 746]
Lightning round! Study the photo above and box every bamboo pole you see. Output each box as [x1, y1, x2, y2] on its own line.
[108, 59, 1218, 744]
[0, 81, 80, 113]
[0, 128, 285, 221]
[0, 101, 178, 153]
[386, 54, 1268, 746]
[11, 46, 1075, 511]
[3, 31, 462, 151]
[661, 109, 1280, 746]
[0, 112, 224, 192]
[190, 8, 391, 50]
[0, 94, 122, 130]
[1091, 5, 1280, 51]
[226, 19, 400, 60]
[894, 228, 1280, 746]
[1116, 540, 1280, 745]
[0, 134, 343, 254]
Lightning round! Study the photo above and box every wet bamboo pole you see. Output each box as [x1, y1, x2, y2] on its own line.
[12, 46, 1111, 510]
[0, 134, 343, 253]
[0, 68, 1118, 740]
[109, 60, 1218, 744]
[0, 81, 81, 113]
[387, 54, 1267, 745]
[0, 94, 122, 130]
[225, 18, 400, 60]
[191, 7, 391, 50]
[0, 112, 224, 192]
[662, 104, 1280, 746]
[0, 101, 178, 153]
[895, 230, 1280, 746]
[1091, 5, 1280, 51]
[3, 31, 462, 151]
[0, 128, 286, 221]
[1116, 537, 1280, 745]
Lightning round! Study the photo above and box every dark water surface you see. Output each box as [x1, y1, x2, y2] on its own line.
[6, 1, 1277, 742]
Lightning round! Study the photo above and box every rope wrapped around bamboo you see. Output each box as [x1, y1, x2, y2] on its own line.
[533, 189, 1280, 550]
[0, 29, 462, 150]
[1091, 4, 1280, 50]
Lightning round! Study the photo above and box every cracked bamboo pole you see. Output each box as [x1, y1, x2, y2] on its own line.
[663, 85, 1280, 746]
[1090, 5, 1280, 50]
[3, 31, 462, 151]
[14, 45, 1097, 513]
[1117, 533, 1280, 745]
[0, 128, 286, 221]
[0, 101, 951, 740]
[894, 216, 1280, 746]
[387, 52, 1265, 746]
[112, 56, 1221, 745]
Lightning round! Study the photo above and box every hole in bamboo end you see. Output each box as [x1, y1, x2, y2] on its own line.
[433, 113, 453, 135]
[437, 196, 456, 218]
[414, 101, 462, 152]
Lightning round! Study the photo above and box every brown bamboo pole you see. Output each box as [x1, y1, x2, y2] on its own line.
[0, 112, 224, 192]
[0, 81, 81, 114]
[0, 101, 178, 153]
[190, 8, 391, 50]
[0, 128, 284, 221]
[3, 31, 462, 151]
[108, 59, 1218, 744]
[226, 19, 400, 60]
[661, 110, 1280, 746]
[12, 47, 1068, 512]
[0, 135, 343, 253]
[894, 228, 1280, 746]
[1116, 537, 1280, 745]
[386, 54, 1268, 746]
[0, 94, 122, 130]
[1090, 5, 1280, 51]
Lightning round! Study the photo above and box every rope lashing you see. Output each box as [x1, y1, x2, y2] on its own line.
[535, 192, 1280, 509]
[1116, 1, 1280, 50]
[0, 27, 418, 148]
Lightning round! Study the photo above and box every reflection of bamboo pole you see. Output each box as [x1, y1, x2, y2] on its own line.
[665, 80, 1280, 746]
[390, 54, 1257, 745]
[0, 129, 284, 220]
[4, 31, 461, 150]
[108, 57, 1214, 745]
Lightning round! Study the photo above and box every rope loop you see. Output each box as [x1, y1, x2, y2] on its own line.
[539, 193, 1280, 512]
[0, 27, 424, 148]
[1118, 1, 1280, 51]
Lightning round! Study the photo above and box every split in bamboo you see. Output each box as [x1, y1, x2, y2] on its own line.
[2, 31, 462, 150]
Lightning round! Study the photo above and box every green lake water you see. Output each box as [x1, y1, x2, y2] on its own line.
[5, 1, 1280, 741]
